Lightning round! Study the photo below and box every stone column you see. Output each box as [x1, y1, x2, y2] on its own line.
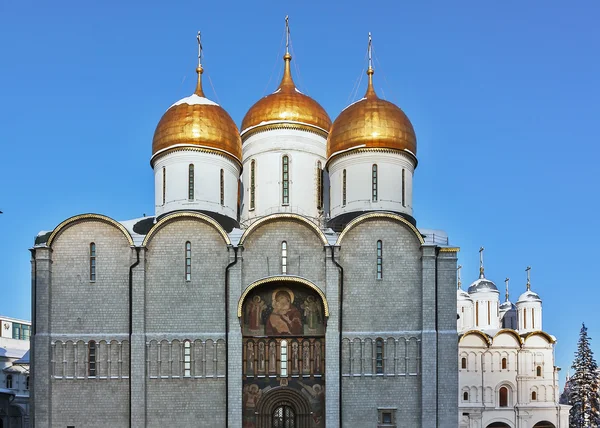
[325, 246, 340, 428]
[421, 245, 438, 427]
[227, 247, 243, 428]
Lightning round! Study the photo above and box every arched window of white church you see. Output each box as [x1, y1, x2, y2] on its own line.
[372, 164, 378, 202]
[475, 302, 479, 327]
[185, 242, 192, 281]
[376, 240, 383, 280]
[532, 391, 537, 401]
[402, 168, 406, 207]
[280, 340, 288, 377]
[501, 357, 507, 370]
[220, 169, 225, 206]
[487, 301, 491, 325]
[342, 169, 347, 206]
[524, 308, 527, 329]
[162, 166, 166, 205]
[188, 164, 194, 200]
[461, 357, 467, 369]
[88, 341, 96, 377]
[536, 365, 542, 377]
[375, 338, 384, 374]
[281, 241, 287, 274]
[463, 391, 469, 401]
[531, 308, 535, 329]
[316, 161, 323, 210]
[282, 155, 289, 205]
[499, 386, 509, 407]
[250, 160, 256, 211]
[89, 243, 96, 282]
[6, 374, 13, 389]
[183, 340, 191, 377]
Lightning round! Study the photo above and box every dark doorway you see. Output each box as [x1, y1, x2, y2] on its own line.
[272, 405, 296, 428]
[487, 423, 511, 428]
[533, 422, 556, 428]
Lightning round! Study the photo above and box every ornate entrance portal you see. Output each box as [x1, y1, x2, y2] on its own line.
[240, 278, 327, 428]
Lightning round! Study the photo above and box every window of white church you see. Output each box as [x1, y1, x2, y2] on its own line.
[532, 391, 537, 401]
[220, 169, 225, 206]
[461, 357, 467, 369]
[502, 357, 507, 370]
[316, 161, 323, 210]
[377, 240, 383, 280]
[342, 169, 347, 206]
[402, 169, 406, 207]
[282, 155, 289, 205]
[280, 340, 288, 377]
[183, 341, 191, 377]
[250, 160, 256, 211]
[536, 365, 542, 377]
[499, 386, 509, 407]
[162, 166, 166, 205]
[185, 242, 192, 281]
[89, 243, 96, 282]
[463, 391, 469, 401]
[281, 241, 287, 274]
[372, 164, 378, 202]
[188, 164, 194, 200]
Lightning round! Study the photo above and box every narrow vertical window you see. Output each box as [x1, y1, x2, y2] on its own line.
[280, 340, 288, 377]
[502, 357, 507, 370]
[376, 240, 383, 280]
[499, 387, 508, 407]
[281, 241, 287, 274]
[536, 366, 542, 377]
[282, 155, 289, 205]
[532, 391, 537, 401]
[316, 161, 323, 210]
[475, 302, 479, 326]
[26, 376, 30, 390]
[220, 169, 225, 206]
[375, 338, 384, 374]
[463, 392, 469, 401]
[90, 243, 96, 282]
[402, 169, 406, 207]
[183, 341, 191, 377]
[88, 341, 96, 377]
[531, 308, 535, 329]
[162, 166, 166, 205]
[461, 358, 467, 369]
[6, 374, 12, 389]
[250, 160, 256, 210]
[487, 301, 491, 325]
[185, 242, 192, 281]
[372, 164, 378, 202]
[524, 308, 527, 329]
[342, 169, 347, 206]
[188, 164, 194, 200]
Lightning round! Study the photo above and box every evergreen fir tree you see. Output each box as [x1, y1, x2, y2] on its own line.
[569, 323, 600, 427]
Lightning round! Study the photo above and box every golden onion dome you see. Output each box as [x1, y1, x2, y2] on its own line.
[240, 52, 332, 139]
[327, 66, 416, 161]
[152, 65, 242, 164]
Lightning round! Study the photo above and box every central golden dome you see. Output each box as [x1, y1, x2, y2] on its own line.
[152, 66, 242, 164]
[327, 67, 416, 161]
[241, 53, 332, 138]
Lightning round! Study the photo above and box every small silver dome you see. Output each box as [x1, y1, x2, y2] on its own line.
[517, 290, 541, 303]
[468, 277, 499, 294]
[457, 289, 472, 302]
[499, 301, 516, 311]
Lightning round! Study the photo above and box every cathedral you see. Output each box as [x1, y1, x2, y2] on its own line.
[30, 27, 459, 428]
[457, 256, 571, 427]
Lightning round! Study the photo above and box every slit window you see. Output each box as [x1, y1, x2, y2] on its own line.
[88, 341, 96, 377]
[375, 338, 384, 374]
[316, 161, 323, 210]
[26, 376, 29, 390]
[475, 302, 479, 326]
[90, 243, 96, 281]
[281, 241, 287, 274]
[184, 341, 191, 377]
[524, 308, 527, 329]
[220, 169, 225, 206]
[532, 391, 537, 400]
[280, 340, 288, 377]
[250, 160, 256, 210]
[532, 308, 535, 329]
[487, 301, 491, 325]
[6, 374, 12, 389]
[162, 167, 166, 205]
[461, 358, 467, 369]
[185, 242, 192, 281]
[402, 169, 406, 207]
[376, 240, 383, 280]
[502, 357, 507, 370]
[372, 164, 378, 202]
[342, 169, 347, 206]
[188, 164, 194, 200]
[463, 391, 469, 401]
[536, 366, 542, 377]
[282, 156, 289, 205]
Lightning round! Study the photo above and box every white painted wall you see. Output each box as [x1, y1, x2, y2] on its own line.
[328, 151, 415, 220]
[153, 150, 241, 220]
[470, 290, 501, 331]
[240, 129, 327, 223]
[458, 297, 474, 331]
[516, 300, 543, 333]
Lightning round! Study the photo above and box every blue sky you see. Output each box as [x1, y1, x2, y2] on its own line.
[1, 1, 598, 381]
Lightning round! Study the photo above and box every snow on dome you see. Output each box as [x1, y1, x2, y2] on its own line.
[169, 94, 219, 109]
[499, 300, 516, 311]
[517, 290, 542, 303]
[458, 289, 472, 301]
[468, 277, 499, 294]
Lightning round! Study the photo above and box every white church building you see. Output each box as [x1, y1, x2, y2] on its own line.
[457, 254, 571, 428]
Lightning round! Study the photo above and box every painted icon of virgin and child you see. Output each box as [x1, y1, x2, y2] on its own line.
[265, 289, 302, 335]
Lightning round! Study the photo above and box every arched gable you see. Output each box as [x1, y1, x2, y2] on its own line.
[524, 331, 556, 345]
[492, 329, 523, 347]
[335, 212, 424, 246]
[47, 213, 134, 247]
[459, 330, 492, 347]
[238, 213, 328, 246]
[142, 211, 231, 246]
[237, 275, 329, 318]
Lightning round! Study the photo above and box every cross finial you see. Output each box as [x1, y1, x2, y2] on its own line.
[285, 15, 290, 54]
[479, 247, 485, 278]
[368, 32, 373, 71]
[505, 277, 510, 302]
[526, 266, 531, 291]
[196, 31, 203, 68]
[194, 31, 204, 96]
[457, 265, 462, 290]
